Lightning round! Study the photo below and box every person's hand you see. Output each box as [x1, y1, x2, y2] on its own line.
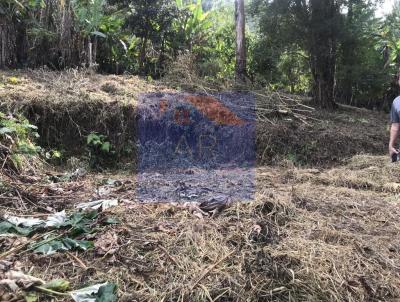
[389, 146, 398, 157]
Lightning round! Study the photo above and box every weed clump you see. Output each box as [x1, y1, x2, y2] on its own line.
[0, 112, 41, 174]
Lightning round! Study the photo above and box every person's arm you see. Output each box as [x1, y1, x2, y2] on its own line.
[389, 123, 400, 156]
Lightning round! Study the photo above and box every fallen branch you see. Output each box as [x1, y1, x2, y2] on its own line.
[66, 251, 88, 270]
[0, 232, 43, 260]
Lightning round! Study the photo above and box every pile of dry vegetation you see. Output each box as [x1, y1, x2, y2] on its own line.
[0, 69, 389, 166]
[0, 69, 173, 159]
[1, 155, 399, 301]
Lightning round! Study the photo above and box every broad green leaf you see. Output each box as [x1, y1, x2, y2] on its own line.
[67, 212, 98, 235]
[0, 127, 16, 134]
[63, 210, 98, 228]
[43, 279, 70, 292]
[34, 240, 67, 255]
[52, 150, 62, 158]
[100, 142, 110, 152]
[62, 238, 94, 251]
[87, 133, 99, 145]
[70, 282, 108, 302]
[91, 31, 107, 38]
[33, 238, 93, 254]
[25, 292, 38, 302]
[96, 283, 117, 302]
[0, 221, 33, 236]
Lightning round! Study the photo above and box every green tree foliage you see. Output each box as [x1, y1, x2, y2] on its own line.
[374, 2, 400, 107]
[335, 0, 391, 109]
[249, 0, 400, 109]
[250, 0, 342, 108]
[123, 0, 179, 74]
[3, 0, 400, 110]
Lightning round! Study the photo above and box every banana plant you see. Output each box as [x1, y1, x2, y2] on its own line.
[72, 0, 106, 66]
[174, 0, 212, 51]
[72, 0, 105, 37]
[0, 0, 44, 19]
[378, 2, 400, 70]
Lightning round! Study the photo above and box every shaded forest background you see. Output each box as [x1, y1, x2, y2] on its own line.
[1, 0, 400, 109]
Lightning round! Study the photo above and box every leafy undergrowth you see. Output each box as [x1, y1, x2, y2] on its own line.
[0, 112, 41, 174]
[1, 155, 400, 301]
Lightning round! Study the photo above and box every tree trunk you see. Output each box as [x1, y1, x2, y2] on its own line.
[139, 36, 148, 74]
[340, 0, 355, 105]
[88, 40, 93, 67]
[0, 16, 17, 69]
[0, 26, 5, 68]
[93, 35, 97, 67]
[309, 0, 338, 109]
[235, 0, 246, 83]
[158, 35, 166, 76]
[15, 21, 27, 67]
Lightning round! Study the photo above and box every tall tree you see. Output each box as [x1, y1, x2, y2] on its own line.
[72, 0, 106, 67]
[250, 0, 341, 109]
[335, 0, 387, 108]
[123, 0, 177, 74]
[309, 0, 339, 109]
[235, 0, 246, 82]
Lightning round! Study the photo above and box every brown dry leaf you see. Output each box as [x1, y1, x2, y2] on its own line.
[94, 232, 119, 256]
[0, 286, 21, 302]
[0, 270, 44, 292]
[46, 186, 64, 195]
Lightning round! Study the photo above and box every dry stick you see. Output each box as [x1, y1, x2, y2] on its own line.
[34, 286, 70, 297]
[0, 232, 45, 259]
[15, 189, 27, 211]
[23, 199, 51, 214]
[158, 244, 181, 268]
[66, 251, 88, 270]
[9, 183, 51, 213]
[190, 250, 235, 290]
[0, 196, 19, 200]
[7, 212, 51, 217]
[1, 154, 9, 170]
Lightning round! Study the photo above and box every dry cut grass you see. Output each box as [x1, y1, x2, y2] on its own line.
[1, 155, 399, 301]
[0, 69, 172, 106]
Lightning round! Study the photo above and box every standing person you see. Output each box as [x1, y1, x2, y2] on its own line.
[389, 96, 400, 161]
